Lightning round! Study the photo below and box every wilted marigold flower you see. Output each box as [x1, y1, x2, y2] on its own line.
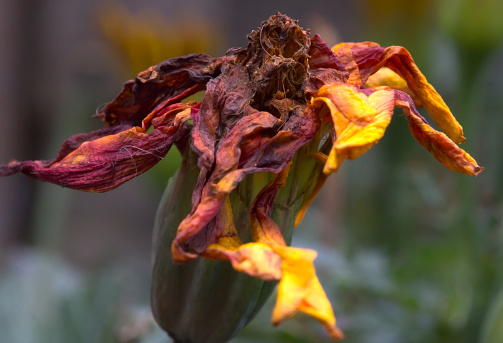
[1, 13, 483, 343]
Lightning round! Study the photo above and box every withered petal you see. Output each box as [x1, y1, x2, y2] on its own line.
[313, 84, 396, 174]
[332, 41, 381, 86]
[305, 35, 350, 92]
[395, 91, 483, 176]
[309, 34, 348, 71]
[1, 104, 193, 192]
[173, 105, 321, 261]
[205, 240, 344, 340]
[172, 109, 280, 261]
[192, 64, 255, 169]
[271, 245, 344, 340]
[332, 43, 465, 144]
[95, 54, 227, 126]
[203, 175, 344, 340]
[249, 163, 292, 246]
[378, 46, 466, 144]
[1, 53, 228, 192]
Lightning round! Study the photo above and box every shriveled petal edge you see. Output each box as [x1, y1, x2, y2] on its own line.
[395, 91, 483, 176]
[1, 103, 194, 192]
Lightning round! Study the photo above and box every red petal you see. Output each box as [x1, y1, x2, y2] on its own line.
[1, 104, 193, 192]
[95, 54, 224, 125]
[172, 105, 321, 261]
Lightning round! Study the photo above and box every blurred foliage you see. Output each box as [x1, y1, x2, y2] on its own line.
[97, 1, 223, 76]
[437, 0, 503, 54]
[0, 250, 121, 343]
[96, 2, 216, 193]
[1, 1, 502, 343]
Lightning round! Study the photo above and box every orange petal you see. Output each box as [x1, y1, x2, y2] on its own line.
[205, 242, 283, 281]
[313, 84, 395, 174]
[380, 46, 466, 144]
[331, 41, 381, 87]
[396, 93, 483, 176]
[332, 43, 465, 144]
[202, 180, 344, 339]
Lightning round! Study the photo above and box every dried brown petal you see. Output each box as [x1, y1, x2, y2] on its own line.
[95, 54, 224, 125]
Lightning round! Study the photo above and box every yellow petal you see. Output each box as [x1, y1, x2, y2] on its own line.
[313, 84, 395, 174]
[381, 46, 466, 144]
[364, 67, 422, 106]
[331, 42, 465, 144]
[203, 192, 344, 339]
[205, 242, 344, 339]
[271, 245, 344, 340]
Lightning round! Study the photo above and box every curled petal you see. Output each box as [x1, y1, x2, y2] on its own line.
[171, 110, 280, 261]
[395, 91, 483, 176]
[1, 54, 226, 192]
[206, 242, 283, 281]
[305, 35, 349, 91]
[190, 139, 343, 338]
[313, 84, 396, 174]
[95, 54, 226, 125]
[332, 41, 380, 87]
[332, 43, 465, 144]
[271, 245, 344, 340]
[192, 64, 255, 169]
[205, 241, 343, 339]
[173, 105, 320, 261]
[249, 163, 291, 246]
[364, 67, 422, 106]
[309, 35, 347, 71]
[379, 46, 465, 144]
[1, 104, 193, 192]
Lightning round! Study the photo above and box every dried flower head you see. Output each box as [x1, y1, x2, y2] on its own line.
[0, 13, 482, 342]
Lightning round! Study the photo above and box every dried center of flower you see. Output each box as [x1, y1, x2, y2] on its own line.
[235, 13, 311, 118]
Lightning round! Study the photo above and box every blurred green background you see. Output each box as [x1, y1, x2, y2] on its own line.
[0, 0, 502, 342]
